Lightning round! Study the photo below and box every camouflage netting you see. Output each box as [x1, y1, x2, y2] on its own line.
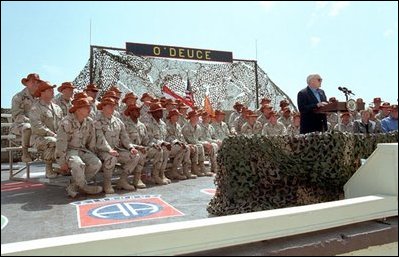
[207, 131, 398, 216]
[73, 48, 297, 111]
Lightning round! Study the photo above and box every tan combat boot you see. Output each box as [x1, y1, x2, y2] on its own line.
[183, 165, 197, 179]
[191, 163, 205, 177]
[133, 172, 146, 189]
[80, 184, 103, 195]
[21, 130, 33, 162]
[161, 169, 171, 184]
[116, 173, 136, 191]
[153, 168, 167, 185]
[166, 167, 187, 180]
[66, 180, 79, 198]
[103, 172, 115, 194]
[45, 161, 58, 178]
[200, 162, 213, 176]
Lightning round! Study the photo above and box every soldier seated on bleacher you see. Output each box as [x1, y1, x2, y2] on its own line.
[182, 110, 213, 177]
[165, 109, 196, 180]
[29, 81, 63, 178]
[56, 98, 103, 198]
[123, 104, 163, 188]
[95, 97, 140, 194]
[10, 73, 41, 162]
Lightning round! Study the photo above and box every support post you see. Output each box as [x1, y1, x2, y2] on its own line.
[254, 60, 259, 109]
[89, 45, 94, 84]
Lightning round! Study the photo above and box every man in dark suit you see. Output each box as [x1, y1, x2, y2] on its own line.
[297, 74, 329, 134]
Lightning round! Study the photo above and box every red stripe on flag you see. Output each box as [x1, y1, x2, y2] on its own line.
[162, 85, 194, 107]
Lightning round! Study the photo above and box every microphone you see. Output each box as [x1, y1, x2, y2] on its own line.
[338, 86, 344, 92]
[347, 90, 355, 95]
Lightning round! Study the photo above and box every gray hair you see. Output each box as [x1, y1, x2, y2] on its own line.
[306, 74, 320, 85]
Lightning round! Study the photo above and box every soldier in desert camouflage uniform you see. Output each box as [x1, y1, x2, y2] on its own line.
[84, 83, 100, 118]
[95, 97, 140, 194]
[182, 110, 212, 176]
[54, 82, 75, 117]
[256, 97, 272, 115]
[56, 98, 103, 197]
[102, 90, 121, 118]
[256, 105, 273, 127]
[241, 112, 263, 136]
[177, 103, 190, 128]
[228, 102, 244, 131]
[146, 103, 183, 184]
[286, 112, 301, 136]
[162, 99, 178, 121]
[30, 81, 63, 178]
[333, 112, 353, 133]
[120, 92, 138, 114]
[231, 106, 249, 135]
[278, 99, 290, 116]
[139, 93, 154, 124]
[10, 73, 41, 162]
[165, 109, 197, 179]
[212, 110, 230, 144]
[122, 104, 162, 188]
[198, 111, 219, 173]
[278, 107, 292, 128]
[262, 111, 287, 136]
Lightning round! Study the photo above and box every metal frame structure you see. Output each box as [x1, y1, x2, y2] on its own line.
[89, 45, 261, 108]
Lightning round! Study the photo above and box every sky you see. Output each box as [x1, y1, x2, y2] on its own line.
[1, 1, 398, 108]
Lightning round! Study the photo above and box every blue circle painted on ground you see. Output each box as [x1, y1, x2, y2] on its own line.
[88, 202, 163, 220]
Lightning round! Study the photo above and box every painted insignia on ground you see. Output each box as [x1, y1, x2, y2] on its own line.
[71, 195, 184, 228]
[201, 189, 216, 196]
[1, 181, 45, 192]
[1, 215, 9, 230]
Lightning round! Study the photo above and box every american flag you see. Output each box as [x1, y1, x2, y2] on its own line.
[185, 77, 195, 105]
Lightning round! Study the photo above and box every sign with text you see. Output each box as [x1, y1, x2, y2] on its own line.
[126, 42, 233, 63]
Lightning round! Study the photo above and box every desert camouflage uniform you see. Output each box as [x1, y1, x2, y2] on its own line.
[327, 113, 339, 129]
[333, 122, 354, 133]
[286, 124, 300, 136]
[228, 111, 240, 129]
[230, 115, 246, 135]
[56, 114, 102, 196]
[10, 88, 36, 136]
[139, 104, 152, 124]
[54, 93, 72, 117]
[182, 122, 208, 176]
[165, 120, 193, 179]
[277, 116, 292, 128]
[262, 122, 287, 136]
[178, 115, 189, 128]
[256, 114, 270, 127]
[212, 121, 230, 141]
[198, 122, 219, 173]
[123, 116, 163, 186]
[30, 100, 63, 162]
[146, 116, 175, 184]
[241, 121, 263, 136]
[95, 113, 140, 192]
[89, 100, 100, 119]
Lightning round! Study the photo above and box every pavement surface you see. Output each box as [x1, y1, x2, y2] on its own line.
[1, 162, 216, 244]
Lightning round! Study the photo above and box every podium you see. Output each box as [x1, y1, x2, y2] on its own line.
[315, 101, 365, 113]
[315, 101, 365, 131]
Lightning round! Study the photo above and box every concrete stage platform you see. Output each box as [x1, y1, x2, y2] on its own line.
[1, 162, 216, 245]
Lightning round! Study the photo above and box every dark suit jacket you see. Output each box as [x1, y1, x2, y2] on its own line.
[297, 86, 328, 134]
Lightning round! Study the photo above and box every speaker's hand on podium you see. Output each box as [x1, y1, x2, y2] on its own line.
[317, 101, 329, 108]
